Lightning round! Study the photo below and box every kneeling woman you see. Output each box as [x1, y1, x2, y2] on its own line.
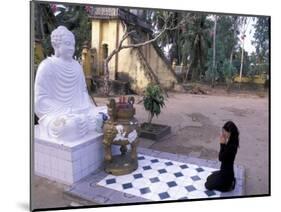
[205, 121, 239, 192]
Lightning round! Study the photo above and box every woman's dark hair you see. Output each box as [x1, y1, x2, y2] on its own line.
[223, 121, 239, 147]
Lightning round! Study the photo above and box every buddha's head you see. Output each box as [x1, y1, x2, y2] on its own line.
[51, 26, 75, 61]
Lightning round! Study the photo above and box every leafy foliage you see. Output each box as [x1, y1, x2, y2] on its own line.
[252, 16, 269, 75]
[252, 17, 269, 63]
[205, 16, 241, 83]
[222, 59, 235, 80]
[34, 2, 91, 59]
[143, 84, 165, 124]
[145, 11, 270, 85]
[147, 11, 212, 81]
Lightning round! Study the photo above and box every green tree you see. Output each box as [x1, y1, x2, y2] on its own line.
[146, 11, 212, 82]
[252, 16, 269, 74]
[34, 3, 56, 58]
[187, 14, 212, 81]
[206, 15, 240, 84]
[34, 2, 92, 59]
[222, 59, 235, 91]
[145, 10, 190, 64]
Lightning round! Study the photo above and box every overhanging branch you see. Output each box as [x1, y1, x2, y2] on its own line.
[121, 18, 187, 49]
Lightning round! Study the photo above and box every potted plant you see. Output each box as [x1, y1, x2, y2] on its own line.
[139, 84, 171, 140]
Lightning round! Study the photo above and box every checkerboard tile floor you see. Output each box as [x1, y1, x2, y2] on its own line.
[97, 154, 221, 201]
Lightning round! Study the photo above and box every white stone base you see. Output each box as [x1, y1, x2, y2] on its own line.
[34, 126, 118, 185]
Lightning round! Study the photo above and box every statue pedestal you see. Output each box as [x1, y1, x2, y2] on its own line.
[34, 125, 118, 185]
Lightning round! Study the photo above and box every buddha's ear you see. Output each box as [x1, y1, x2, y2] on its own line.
[55, 51, 60, 57]
[51, 42, 60, 56]
[54, 49, 60, 57]
[51, 41, 59, 49]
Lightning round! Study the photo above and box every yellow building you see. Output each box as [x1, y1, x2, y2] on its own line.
[89, 8, 178, 94]
[81, 41, 92, 90]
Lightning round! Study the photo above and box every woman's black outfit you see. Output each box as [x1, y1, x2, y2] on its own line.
[205, 142, 238, 192]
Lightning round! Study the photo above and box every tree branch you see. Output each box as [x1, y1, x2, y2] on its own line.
[106, 15, 189, 62]
[121, 19, 186, 50]
[119, 30, 136, 49]
[102, 13, 190, 96]
[106, 23, 136, 62]
[121, 29, 166, 49]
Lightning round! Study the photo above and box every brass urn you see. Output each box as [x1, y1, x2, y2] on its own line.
[103, 96, 139, 175]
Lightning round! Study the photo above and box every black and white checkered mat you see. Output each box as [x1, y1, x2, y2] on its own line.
[97, 154, 221, 201]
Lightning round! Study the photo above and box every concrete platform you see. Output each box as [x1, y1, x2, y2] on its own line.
[33, 123, 122, 185]
[65, 147, 245, 204]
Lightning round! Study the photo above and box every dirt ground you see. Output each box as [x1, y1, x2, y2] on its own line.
[32, 89, 269, 209]
[141, 92, 269, 196]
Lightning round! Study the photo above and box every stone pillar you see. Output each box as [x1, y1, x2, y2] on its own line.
[81, 41, 92, 90]
[108, 20, 118, 80]
[91, 20, 102, 75]
[90, 48, 98, 77]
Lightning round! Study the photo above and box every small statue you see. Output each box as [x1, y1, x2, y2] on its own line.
[35, 26, 107, 141]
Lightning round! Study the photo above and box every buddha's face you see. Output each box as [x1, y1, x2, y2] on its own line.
[56, 35, 75, 61]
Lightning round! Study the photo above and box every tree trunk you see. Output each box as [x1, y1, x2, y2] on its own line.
[184, 66, 189, 82]
[239, 18, 250, 83]
[239, 40, 245, 82]
[147, 113, 153, 129]
[36, 5, 45, 40]
[212, 16, 217, 88]
[230, 18, 238, 65]
[230, 51, 233, 65]
[103, 59, 110, 96]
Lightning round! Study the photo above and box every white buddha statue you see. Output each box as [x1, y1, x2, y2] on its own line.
[35, 26, 107, 141]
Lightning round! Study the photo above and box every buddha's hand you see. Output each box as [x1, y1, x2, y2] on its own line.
[49, 114, 87, 139]
[87, 113, 104, 133]
[49, 115, 68, 138]
[73, 114, 88, 137]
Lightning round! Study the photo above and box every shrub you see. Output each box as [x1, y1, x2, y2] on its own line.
[143, 84, 165, 126]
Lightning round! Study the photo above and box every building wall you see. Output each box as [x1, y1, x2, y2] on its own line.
[116, 22, 151, 93]
[91, 20, 101, 75]
[81, 47, 92, 89]
[141, 43, 177, 89]
[91, 19, 118, 78]
[91, 19, 177, 93]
